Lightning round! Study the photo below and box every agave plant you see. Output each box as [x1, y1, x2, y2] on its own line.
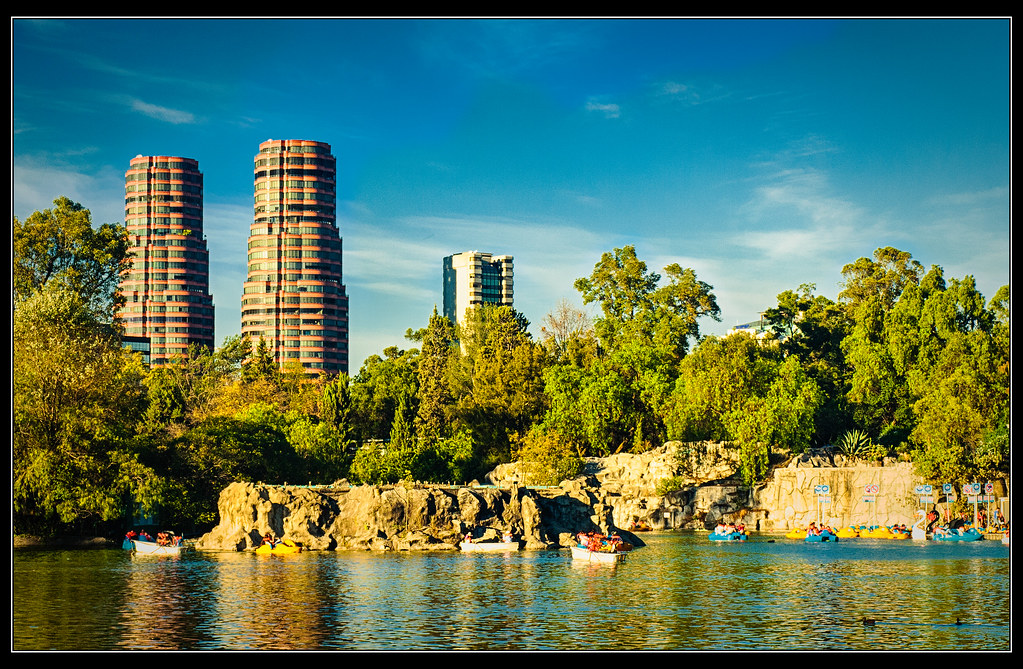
[837, 429, 887, 461]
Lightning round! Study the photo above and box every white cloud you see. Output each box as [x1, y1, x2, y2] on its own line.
[129, 98, 197, 124]
[585, 98, 621, 118]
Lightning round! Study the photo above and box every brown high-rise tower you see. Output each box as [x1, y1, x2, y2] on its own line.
[241, 139, 349, 375]
[118, 155, 215, 366]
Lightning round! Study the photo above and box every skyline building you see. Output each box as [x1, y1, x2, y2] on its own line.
[241, 138, 350, 375]
[443, 251, 514, 326]
[118, 155, 215, 366]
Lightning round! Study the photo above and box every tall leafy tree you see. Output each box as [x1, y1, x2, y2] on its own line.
[662, 334, 823, 484]
[13, 284, 152, 530]
[410, 307, 458, 446]
[574, 245, 720, 361]
[350, 346, 419, 441]
[241, 336, 282, 386]
[764, 285, 853, 443]
[13, 196, 131, 321]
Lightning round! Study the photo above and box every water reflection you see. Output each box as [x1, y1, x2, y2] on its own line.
[12, 534, 1011, 651]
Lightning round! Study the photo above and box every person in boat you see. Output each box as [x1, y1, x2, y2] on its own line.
[501, 531, 513, 543]
[125, 530, 138, 542]
[261, 532, 278, 547]
[807, 522, 820, 536]
[139, 530, 153, 542]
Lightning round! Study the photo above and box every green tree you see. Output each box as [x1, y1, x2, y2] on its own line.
[13, 284, 152, 531]
[449, 304, 548, 471]
[410, 307, 457, 446]
[242, 336, 282, 386]
[350, 346, 419, 441]
[662, 335, 823, 483]
[142, 336, 250, 430]
[765, 285, 853, 443]
[515, 426, 584, 486]
[14, 196, 132, 321]
[574, 245, 720, 360]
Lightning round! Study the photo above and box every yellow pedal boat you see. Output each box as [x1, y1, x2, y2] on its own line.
[256, 539, 302, 554]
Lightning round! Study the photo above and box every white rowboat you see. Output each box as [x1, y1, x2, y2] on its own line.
[570, 545, 626, 563]
[460, 541, 520, 552]
[125, 539, 184, 555]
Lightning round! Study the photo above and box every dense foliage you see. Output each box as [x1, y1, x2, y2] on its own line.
[12, 199, 1010, 535]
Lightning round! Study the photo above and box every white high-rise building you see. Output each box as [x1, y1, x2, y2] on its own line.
[442, 251, 514, 326]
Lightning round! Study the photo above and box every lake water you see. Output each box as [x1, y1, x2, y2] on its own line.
[12, 532, 1012, 652]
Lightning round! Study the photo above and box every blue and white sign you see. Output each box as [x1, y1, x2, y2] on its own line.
[943, 483, 953, 493]
[814, 484, 830, 495]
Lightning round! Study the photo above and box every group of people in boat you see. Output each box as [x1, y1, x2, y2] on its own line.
[576, 531, 630, 553]
[124, 529, 181, 546]
[805, 522, 835, 536]
[461, 528, 516, 544]
[261, 532, 283, 547]
[930, 507, 1009, 535]
[712, 522, 746, 536]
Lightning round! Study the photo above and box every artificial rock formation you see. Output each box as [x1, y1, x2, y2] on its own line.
[194, 442, 1008, 552]
[194, 477, 643, 553]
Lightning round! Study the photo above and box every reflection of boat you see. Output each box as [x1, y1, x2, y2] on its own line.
[570, 545, 626, 563]
[804, 530, 839, 543]
[932, 527, 983, 542]
[460, 540, 520, 552]
[255, 539, 302, 554]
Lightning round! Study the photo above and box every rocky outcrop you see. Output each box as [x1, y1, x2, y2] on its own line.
[195, 443, 1010, 551]
[195, 478, 644, 552]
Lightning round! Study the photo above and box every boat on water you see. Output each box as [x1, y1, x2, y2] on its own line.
[460, 540, 520, 552]
[932, 527, 984, 542]
[911, 511, 929, 540]
[255, 539, 302, 554]
[708, 524, 748, 541]
[123, 531, 185, 555]
[709, 531, 748, 541]
[836, 526, 861, 539]
[804, 530, 839, 542]
[571, 531, 632, 563]
[570, 544, 626, 563]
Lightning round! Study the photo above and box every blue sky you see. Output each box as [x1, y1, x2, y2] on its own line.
[12, 18, 1010, 370]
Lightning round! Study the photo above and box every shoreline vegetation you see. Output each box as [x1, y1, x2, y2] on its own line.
[13, 198, 1010, 540]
